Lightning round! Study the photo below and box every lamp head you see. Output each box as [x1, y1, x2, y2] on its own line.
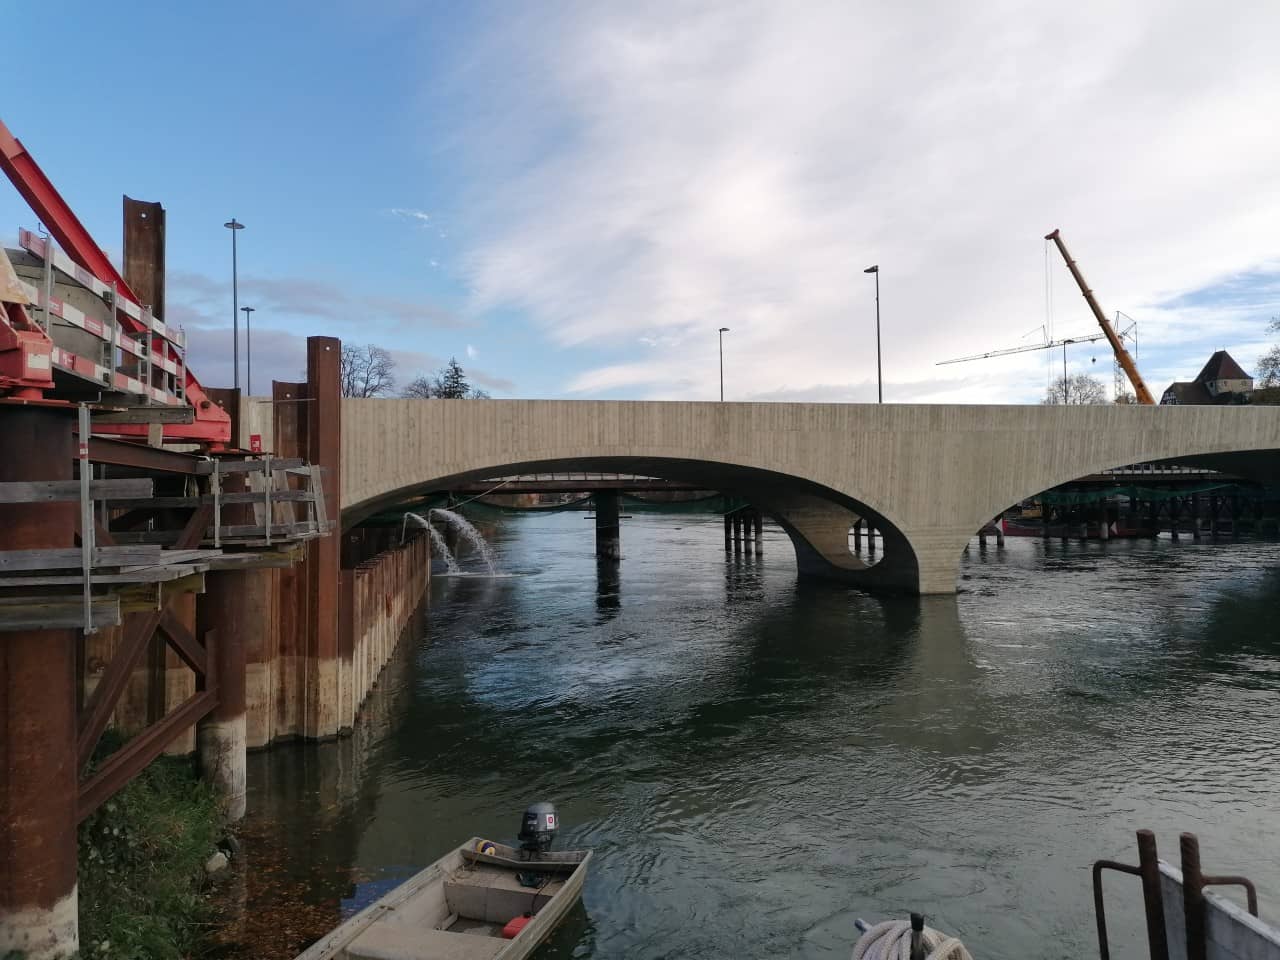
[224, 219, 244, 230]
[863, 265, 878, 274]
[718, 326, 730, 333]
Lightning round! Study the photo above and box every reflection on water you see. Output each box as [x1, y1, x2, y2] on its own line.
[216, 515, 1280, 960]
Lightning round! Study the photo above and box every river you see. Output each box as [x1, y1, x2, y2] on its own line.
[214, 511, 1280, 959]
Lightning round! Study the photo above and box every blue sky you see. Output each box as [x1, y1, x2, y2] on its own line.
[3, 1, 1278, 402]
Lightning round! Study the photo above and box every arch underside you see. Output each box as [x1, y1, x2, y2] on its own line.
[984, 449, 1280, 529]
[343, 455, 922, 593]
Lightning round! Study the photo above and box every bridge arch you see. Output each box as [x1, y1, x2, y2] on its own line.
[340, 399, 1280, 594]
[343, 454, 922, 592]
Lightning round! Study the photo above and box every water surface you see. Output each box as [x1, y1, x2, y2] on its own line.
[221, 513, 1280, 959]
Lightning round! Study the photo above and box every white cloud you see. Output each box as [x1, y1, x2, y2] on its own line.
[465, 343, 478, 359]
[442, 1, 1280, 401]
[390, 207, 432, 225]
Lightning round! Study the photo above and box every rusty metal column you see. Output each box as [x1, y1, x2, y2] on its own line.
[306, 337, 342, 739]
[196, 571, 248, 821]
[0, 408, 79, 959]
[595, 491, 621, 560]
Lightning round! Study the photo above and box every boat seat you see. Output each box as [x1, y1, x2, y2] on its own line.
[344, 925, 506, 960]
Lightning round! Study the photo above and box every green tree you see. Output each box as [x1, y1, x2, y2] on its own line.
[401, 357, 490, 399]
[1258, 317, 1280, 387]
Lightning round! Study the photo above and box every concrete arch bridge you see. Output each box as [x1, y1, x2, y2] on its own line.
[341, 399, 1280, 594]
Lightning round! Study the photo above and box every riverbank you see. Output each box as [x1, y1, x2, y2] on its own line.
[78, 749, 224, 959]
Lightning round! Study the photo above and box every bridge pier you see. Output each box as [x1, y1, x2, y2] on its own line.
[594, 491, 621, 560]
[196, 569, 255, 822]
[753, 512, 763, 555]
[0, 409, 79, 960]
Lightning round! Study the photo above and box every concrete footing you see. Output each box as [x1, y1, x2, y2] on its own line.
[197, 716, 247, 822]
[0, 889, 78, 960]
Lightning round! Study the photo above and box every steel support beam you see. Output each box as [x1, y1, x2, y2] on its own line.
[196, 571, 250, 820]
[77, 690, 216, 823]
[76, 505, 212, 767]
[305, 337, 342, 738]
[0, 407, 79, 959]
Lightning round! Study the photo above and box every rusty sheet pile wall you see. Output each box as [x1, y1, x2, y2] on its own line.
[342, 534, 430, 722]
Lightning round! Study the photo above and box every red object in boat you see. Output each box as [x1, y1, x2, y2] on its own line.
[503, 916, 532, 939]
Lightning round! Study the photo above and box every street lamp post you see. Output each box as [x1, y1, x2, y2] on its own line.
[241, 306, 255, 395]
[863, 265, 881, 403]
[718, 327, 730, 401]
[224, 219, 245, 390]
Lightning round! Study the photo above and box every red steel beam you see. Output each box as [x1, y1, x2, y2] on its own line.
[0, 116, 230, 443]
[77, 689, 217, 822]
[86, 435, 204, 475]
[158, 609, 207, 676]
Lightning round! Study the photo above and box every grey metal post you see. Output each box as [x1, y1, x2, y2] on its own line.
[718, 326, 729, 401]
[225, 219, 244, 390]
[241, 306, 255, 395]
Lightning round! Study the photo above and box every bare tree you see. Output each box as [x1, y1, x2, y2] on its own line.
[340, 344, 396, 398]
[1258, 317, 1280, 388]
[1043, 373, 1107, 405]
[401, 375, 434, 399]
[400, 357, 490, 399]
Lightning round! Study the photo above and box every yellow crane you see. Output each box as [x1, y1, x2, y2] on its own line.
[1044, 229, 1155, 405]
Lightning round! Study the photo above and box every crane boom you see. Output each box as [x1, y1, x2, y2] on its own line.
[1044, 229, 1155, 404]
[937, 332, 1105, 366]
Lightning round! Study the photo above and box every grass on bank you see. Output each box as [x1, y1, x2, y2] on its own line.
[77, 747, 224, 960]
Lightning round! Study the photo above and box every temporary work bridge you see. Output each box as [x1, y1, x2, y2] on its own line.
[0, 115, 332, 832]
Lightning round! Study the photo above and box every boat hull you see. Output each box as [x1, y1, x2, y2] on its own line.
[295, 838, 591, 960]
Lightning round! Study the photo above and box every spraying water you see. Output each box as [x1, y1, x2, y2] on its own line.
[402, 511, 460, 574]
[430, 508, 498, 575]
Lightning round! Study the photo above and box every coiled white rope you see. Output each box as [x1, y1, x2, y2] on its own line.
[852, 919, 973, 960]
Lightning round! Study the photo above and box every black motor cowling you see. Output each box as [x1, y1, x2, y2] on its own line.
[518, 801, 558, 853]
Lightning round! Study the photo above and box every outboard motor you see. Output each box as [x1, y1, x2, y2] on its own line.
[518, 801, 558, 853]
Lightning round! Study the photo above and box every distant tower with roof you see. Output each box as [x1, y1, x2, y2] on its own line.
[1160, 350, 1254, 404]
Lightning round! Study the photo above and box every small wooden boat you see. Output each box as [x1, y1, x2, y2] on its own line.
[295, 837, 591, 960]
